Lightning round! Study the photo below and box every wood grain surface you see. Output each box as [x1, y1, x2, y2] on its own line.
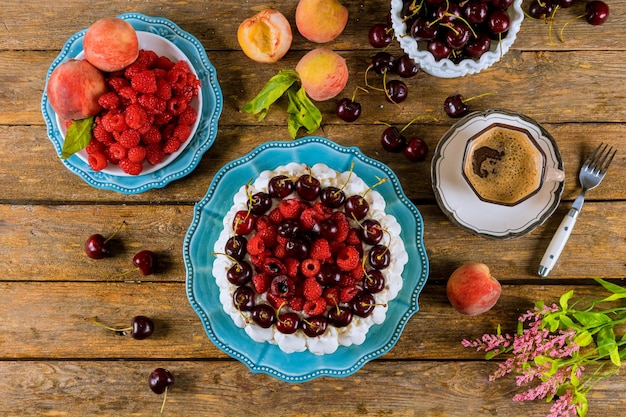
[1, 0, 624, 415]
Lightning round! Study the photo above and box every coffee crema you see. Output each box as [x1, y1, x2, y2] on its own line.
[463, 126, 544, 205]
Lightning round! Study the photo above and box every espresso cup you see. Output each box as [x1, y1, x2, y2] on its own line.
[462, 123, 564, 206]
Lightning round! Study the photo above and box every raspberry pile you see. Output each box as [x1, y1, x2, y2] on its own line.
[220, 170, 393, 338]
[82, 49, 201, 175]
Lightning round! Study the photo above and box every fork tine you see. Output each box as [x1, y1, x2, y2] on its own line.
[582, 143, 604, 170]
[599, 147, 617, 175]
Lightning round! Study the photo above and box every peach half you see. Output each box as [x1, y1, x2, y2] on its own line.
[295, 48, 348, 101]
[46, 59, 107, 121]
[296, 0, 348, 43]
[83, 17, 139, 72]
[237, 9, 292, 64]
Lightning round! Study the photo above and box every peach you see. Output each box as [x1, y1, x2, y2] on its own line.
[83, 17, 139, 72]
[446, 262, 501, 316]
[295, 48, 348, 101]
[46, 59, 108, 121]
[237, 9, 292, 64]
[296, 0, 348, 43]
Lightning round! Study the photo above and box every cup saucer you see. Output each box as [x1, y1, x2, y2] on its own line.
[431, 109, 564, 239]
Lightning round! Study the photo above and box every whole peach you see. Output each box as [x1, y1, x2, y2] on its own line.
[238, 9, 293, 64]
[296, 0, 348, 43]
[83, 17, 139, 72]
[295, 48, 348, 101]
[446, 262, 501, 316]
[46, 59, 107, 121]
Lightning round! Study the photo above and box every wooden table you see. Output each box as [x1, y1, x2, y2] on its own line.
[1, 0, 624, 415]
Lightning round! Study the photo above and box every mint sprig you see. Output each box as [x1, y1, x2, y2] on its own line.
[242, 70, 322, 139]
[61, 117, 94, 159]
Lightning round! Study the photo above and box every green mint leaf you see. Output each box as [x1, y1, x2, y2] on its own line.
[62, 117, 94, 159]
[241, 70, 299, 121]
[285, 85, 322, 139]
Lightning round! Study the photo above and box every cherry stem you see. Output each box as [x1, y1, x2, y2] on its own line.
[363, 176, 388, 198]
[559, 13, 585, 43]
[210, 251, 241, 268]
[336, 161, 355, 195]
[86, 316, 132, 333]
[350, 86, 368, 102]
[400, 114, 439, 133]
[462, 92, 495, 104]
[104, 220, 126, 245]
[159, 386, 168, 414]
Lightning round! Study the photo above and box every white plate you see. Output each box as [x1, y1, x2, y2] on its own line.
[431, 109, 564, 239]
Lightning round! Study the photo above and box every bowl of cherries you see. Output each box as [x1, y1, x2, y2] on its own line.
[390, 0, 524, 78]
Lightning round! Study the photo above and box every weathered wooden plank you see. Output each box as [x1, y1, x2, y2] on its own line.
[1, 202, 624, 283]
[0, 359, 624, 416]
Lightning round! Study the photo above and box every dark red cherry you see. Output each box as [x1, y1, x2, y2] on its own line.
[411, 17, 439, 41]
[301, 315, 328, 337]
[233, 286, 255, 311]
[363, 270, 386, 293]
[320, 187, 346, 208]
[227, 261, 252, 285]
[313, 218, 340, 240]
[488, 10, 510, 34]
[443, 93, 469, 118]
[528, 0, 555, 19]
[368, 245, 390, 270]
[85, 234, 110, 259]
[368, 23, 393, 48]
[149, 368, 174, 394]
[336, 98, 362, 122]
[316, 263, 342, 286]
[404, 137, 429, 162]
[224, 235, 247, 261]
[328, 306, 353, 327]
[427, 39, 452, 60]
[385, 80, 408, 103]
[296, 174, 321, 201]
[360, 219, 384, 245]
[344, 195, 369, 221]
[133, 250, 156, 276]
[248, 192, 272, 215]
[491, 0, 514, 9]
[276, 312, 300, 334]
[395, 54, 420, 78]
[232, 210, 255, 235]
[371, 52, 397, 75]
[277, 219, 302, 238]
[131, 315, 155, 340]
[381, 126, 407, 152]
[586, 1, 609, 25]
[466, 33, 492, 58]
[268, 175, 294, 198]
[464, 0, 489, 24]
[284, 238, 310, 260]
[251, 304, 276, 328]
[445, 23, 471, 50]
[350, 292, 376, 318]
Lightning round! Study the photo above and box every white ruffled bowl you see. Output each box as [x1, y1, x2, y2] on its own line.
[390, 0, 524, 78]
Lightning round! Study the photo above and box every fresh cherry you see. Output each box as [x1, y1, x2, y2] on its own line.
[385, 79, 408, 103]
[248, 192, 272, 215]
[84, 221, 125, 259]
[133, 250, 156, 276]
[131, 315, 155, 340]
[313, 218, 340, 240]
[328, 306, 353, 327]
[276, 312, 300, 334]
[316, 263, 342, 286]
[404, 137, 429, 161]
[464, 0, 489, 24]
[224, 235, 247, 261]
[296, 174, 321, 201]
[360, 219, 383, 245]
[369, 244, 390, 269]
[364, 270, 386, 293]
[301, 315, 328, 337]
[350, 292, 376, 318]
[380, 126, 407, 152]
[411, 17, 439, 41]
[427, 39, 451, 60]
[320, 187, 346, 208]
[487, 10, 510, 34]
[233, 285, 255, 311]
[251, 304, 276, 328]
[268, 175, 294, 198]
[444, 93, 469, 118]
[232, 210, 255, 235]
[368, 23, 393, 48]
[466, 33, 492, 58]
[226, 260, 253, 285]
[149, 368, 174, 394]
[370, 52, 397, 75]
[285, 238, 310, 260]
[344, 194, 370, 221]
[336, 97, 362, 122]
[586, 1, 609, 25]
[395, 54, 420, 78]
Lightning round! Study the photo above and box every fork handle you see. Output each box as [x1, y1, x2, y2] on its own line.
[538, 208, 580, 277]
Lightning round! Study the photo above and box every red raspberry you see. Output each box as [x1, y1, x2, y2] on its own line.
[278, 199, 302, 219]
[339, 285, 359, 303]
[266, 292, 287, 310]
[124, 61, 147, 80]
[303, 277, 323, 301]
[119, 158, 143, 175]
[331, 212, 350, 242]
[85, 139, 104, 155]
[127, 146, 147, 163]
[323, 287, 340, 307]
[312, 202, 333, 220]
[339, 274, 356, 288]
[288, 296, 305, 312]
[97, 92, 120, 110]
[107, 77, 130, 92]
[100, 111, 127, 133]
[252, 273, 271, 294]
[272, 242, 287, 259]
[301, 258, 321, 278]
[145, 144, 165, 165]
[255, 215, 272, 231]
[300, 208, 318, 230]
[138, 94, 166, 115]
[349, 265, 365, 281]
[173, 124, 192, 142]
[172, 60, 192, 74]
[346, 228, 362, 246]
[246, 235, 266, 256]
[154, 112, 173, 126]
[167, 68, 188, 88]
[155, 55, 176, 70]
[336, 246, 360, 271]
[118, 129, 141, 149]
[186, 72, 202, 89]
[87, 152, 107, 171]
[108, 142, 127, 161]
[163, 137, 182, 154]
[141, 127, 162, 145]
[155, 79, 173, 100]
[136, 49, 159, 68]
[166, 96, 188, 116]
[117, 86, 138, 105]
[256, 227, 278, 248]
[303, 297, 327, 317]
[284, 258, 300, 278]
[178, 106, 198, 126]
[104, 147, 120, 165]
[124, 104, 149, 130]
[131, 70, 158, 94]
[310, 239, 331, 261]
[268, 207, 284, 225]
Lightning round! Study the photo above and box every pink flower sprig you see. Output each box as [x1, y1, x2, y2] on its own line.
[462, 278, 626, 417]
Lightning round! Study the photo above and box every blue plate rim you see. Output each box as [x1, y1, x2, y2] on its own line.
[183, 136, 429, 382]
[40, 12, 223, 194]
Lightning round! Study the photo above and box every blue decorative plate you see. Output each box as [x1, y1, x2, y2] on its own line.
[41, 13, 222, 194]
[184, 136, 429, 382]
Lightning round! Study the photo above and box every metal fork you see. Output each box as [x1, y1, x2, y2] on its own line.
[538, 143, 616, 277]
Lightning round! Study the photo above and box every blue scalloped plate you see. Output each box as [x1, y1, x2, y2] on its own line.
[184, 136, 429, 382]
[41, 13, 222, 194]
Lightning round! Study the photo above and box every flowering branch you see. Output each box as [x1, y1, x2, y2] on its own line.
[462, 278, 626, 417]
